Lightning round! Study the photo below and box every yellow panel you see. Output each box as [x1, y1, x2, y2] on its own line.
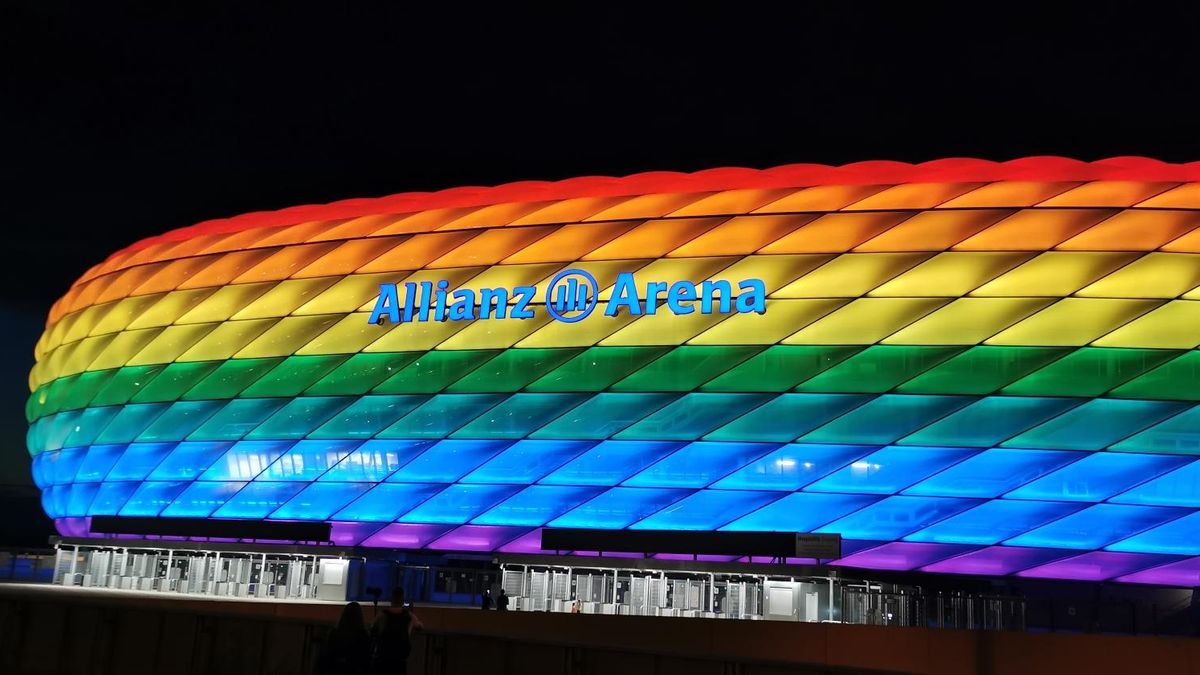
[431, 226, 558, 269]
[599, 307, 729, 346]
[177, 249, 278, 289]
[510, 197, 629, 226]
[58, 334, 118, 381]
[706, 255, 834, 295]
[291, 237, 405, 278]
[970, 252, 1140, 297]
[667, 215, 816, 257]
[843, 183, 985, 211]
[582, 218, 724, 261]
[58, 305, 103, 344]
[1057, 210, 1200, 251]
[757, 212, 912, 254]
[853, 210, 1014, 252]
[296, 312, 396, 355]
[584, 193, 710, 221]
[252, 221, 338, 248]
[772, 253, 931, 298]
[233, 315, 344, 359]
[753, 184, 887, 213]
[1092, 301, 1200, 349]
[372, 208, 477, 236]
[1038, 181, 1178, 207]
[126, 324, 219, 366]
[176, 283, 274, 324]
[986, 298, 1162, 346]
[307, 214, 403, 242]
[782, 298, 949, 345]
[296, 273, 409, 316]
[438, 201, 549, 230]
[41, 314, 73, 355]
[232, 278, 340, 320]
[667, 189, 797, 217]
[362, 317, 469, 353]
[515, 308, 639, 348]
[176, 319, 275, 362]
[502, 221, 638, 264]
[883, 298, 1057, 345]
[596, 257, 737, 301]
[869, 252, 1034, 297]
[354, 268, 487, 312]
[435, 313, 553, 350]
[1137, 183, 1200, 209]
[1076, 253, 1200, 299]
[87, 328, 165, 371]
[356, 231, 478, 273]
[937, 182, 1081, 208]
[35, 345, 69, 387]
[952, 209, 1116, 251]
[231, 242, 340, 283]
[127, 289, 218, 329]
[688, 299, 848, 345]
[130, 255, 220, 296]
[88, 295, 163, 337]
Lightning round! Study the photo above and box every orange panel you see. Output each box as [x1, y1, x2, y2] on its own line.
[1038, 181, 1178, 207]
[1161, 226, 1200, 253]
[92, 263, 167, 304]
[512, 197, 642, 225]
[667, 214, 817, 257]
[584, 193, 711, 221]
[356, 230, 480, 273]
[67, 277, 109, 314]
[1136, 182, 1200, 208]
[117, 240, 183, 269]
[129, 255, 221, 296]
[502, 221, 639, 264]
[582, 218, 724, 260]
[152, 233, 231, 260]
[291, 236, 406, 278]
[938, 182, 1081, 208]
[307, 214, 404, 242]
[667, 188, 797, 217]
[438, 201, 550, 230]
[194, 227, 279, 256]
[253, 220, 343, 247]
[176, 248, 278, 289]
[88, 249, 138, 281]
[758, 212, 912, 254]
[1057, 210, 1200, 251]
[372, 207, 478, 236]
[854, 209, 1015, 252]
[753, 184, 887, 213]
[427, 225, 556, 268]
[231, 242, 341, 283]
[952, 209, 1117, 251]
[843, 183, 985, 211]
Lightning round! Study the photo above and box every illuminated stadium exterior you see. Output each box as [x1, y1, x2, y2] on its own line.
[26, 157, 1200, 585]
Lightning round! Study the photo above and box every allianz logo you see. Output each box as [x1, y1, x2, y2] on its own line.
[368, 268, 767, 324]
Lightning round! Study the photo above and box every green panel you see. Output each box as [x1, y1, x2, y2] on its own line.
[63, 406, 122, 447]
[1002, 399, 1191, 451]
[372, 350, 501, 394]
[614, 393, 775, 441]
[450, 393, 589, 439]
[899, 396, 1083, 447]
[446, 348, 584, 393]
[187, 398, 289, 441]
[182, 358, 285, 400]
[897, 346, 1072, 395]
[796, 346, 964, 394]
[1002, 348, 1184, 397]
[612, 346, 764, 392]
[309, 395, 429, 439]
[378, 394, 507, 439]
[304, 352, 424, 395]
[704, 393, 871, 442]
[39, 375, 79, 417]
[130, 361, 223, 403]
[526, 347, 672, 392]
[58, 369, 118, 412]
[702, 345, 862, 393]
[530, 393, 679, 439]
[245, 396, 356, 440]
[240, 355, 351, 398]
[798, 394, 974, 445]
[136, 400, 225, 442]
[25, 387, 46, 423]
[90, 365, 168, 407]
[1111, 351, 1200, 401]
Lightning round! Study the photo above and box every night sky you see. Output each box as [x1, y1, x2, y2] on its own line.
[2, 3, 1198, 545]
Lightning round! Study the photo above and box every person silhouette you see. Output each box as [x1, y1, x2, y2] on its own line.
[481, 587, 494, 610]
[372, 587, 423, 674]
[496, 588, 510, 611]
[318, 602, 371, 675]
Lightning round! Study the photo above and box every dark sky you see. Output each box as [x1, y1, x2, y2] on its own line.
[1, 2, 1198, 542]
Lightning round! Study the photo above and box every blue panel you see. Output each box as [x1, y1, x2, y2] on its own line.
[74, 444, 126, 483]
[903, 448, 1085, 498]
[105, 443, 175, 481]
[94, 404, 169, 444]
[450, 393, 589, 439]
[260, 440, 362, 481]
[135, 400, 224, 442]
[1107, 512, 1200, 555]
[212, 482, 307, 519]
[623, 442, 779, 488]
[48, 448, 87, 485]
[805, 446, 979, 495]
[331, 483, 444, 522]
[64, 483, 99, 517]
[799, 395, 974, 445]
[460, 440, 596, 484]
[548, 488, 692, 529]
[269, 482, 372, 520]
[815, 496, 981, 540]
[148, 441, 234, 480]
[1005, 453, 1192, 502]
[319, 440, 435, 482]
[310, 395, 428, 439]
[472, 485, 606, 526]
[1111, 460, 1200, 507]
[1006, 503, 1190, 549]
[900, 397, 1083, 447]
[199, 440, 296, 481]
[904, 500, 1086, 545]
[721, 492, 881, 532]
[63, 406, 121, 447]
[41, 485, 66, 518]
[161, 481, 247, 518]
[118, 481, 189, 517]
[398, 484, 523, 524]
[614, 393, 774, 441]
[1003, 399, 1192, 451]
[379, 394, 506, 439]
[188, 398, 288, 441]
[704, 394, 871, 442]
[245, 396, 354, 440]
[530, 393, 678, 440]
[386, 440, 511, 483]
[539, 441, 682, 487]
[87, 481, 140, 516]
[630, 490, 783, 530]
[712, 444, 875, 491]
[1111, 407, 1200, 455]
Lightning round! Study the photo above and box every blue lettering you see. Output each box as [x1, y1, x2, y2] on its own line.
[368, 283, 401, 324]
[700, 280, 733, 314]
[736, 279, 767, 314]
[479, 287, 509, 319]
[644, 281, 668, 315]
[605, 273, 642, 317]
[666, 281, 696, 315]
[511, 286, 536, 319]
[448, 289, 476, 320]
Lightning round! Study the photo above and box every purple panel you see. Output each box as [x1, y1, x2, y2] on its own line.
[833, 542, 976, 571]
[497, 529, 551, 554]
[329, 521, 386, 547]
[428, 525, 529, 552]
[922, 546, 1074, 576]
[1017, 551, 1178, 581]
[650, 553, 741, 562]
[838, 539, 884, 558]
[361, 523, 454, 549]
[573, 551, 645, 559]
[56, 517, 91, 538]
[1117, 557, 1200, 586]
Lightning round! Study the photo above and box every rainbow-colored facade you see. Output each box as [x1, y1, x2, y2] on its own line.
[26, 157, 1200, 584]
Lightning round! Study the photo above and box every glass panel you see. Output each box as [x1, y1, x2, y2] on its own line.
[623, 442, 779, 488]
[118, 481, 189, 516]
[630, 490, 783, 530]
[701, 345, 862, 393]
[460, 440, 595, 484]
[378, 394, 506, 439]
[55, 369, 116, 412]
[186, 398, 288, 441]
[1111, 406, 1200, 455]
[704, 394, 871, 442]
[240, 355, 352, 397]
[446, 348, 584, 392]
[1002, 348, 1183, 397]
[148, 441, 234, 480]
[309, 395, 428, 439]
[1111, 351, 1200, 401]
[129, 361, 222, 403]
[260, 440, 362, 481]
[900, 397, 1083, 447]
[472, 485, 606, 526]
[304, 352, 424, 395]
[94, 404, 170, 444]
[450, 393, 589, 439]
[372, 350, 501, 394]
[903, 448, 1083, 498]
[806, 445, 979, 495]
[904, 500, 1086, 545]
[136, 400, 225, 442]
[815, 496, 980, 540]
[538, 441, 684, 486]
[387, 440, 511, 483]
[1005, 452, 1191, 502]
[799, 395, 974, 445]
[796, 346, 964, 393]
[530, 393, 678, 439]
[1006, 503, 1189, 549]
[62, 406, 122, 448]
[898, 346, 1073, 395]
[612, 346, 764, 392]
[332, 483, 445, 522]
[91, 365, 167, 407]
[64, 483, 99, 517]
[161, 481, 247, 517]
[200, 440, 295, 481]
[182, 357, 285, 400]
[106, 442, 175, 481]
[722, 492, 880, 532]
[319, 439, 435, 482]
[74, 444, 126, 483]
[1003, 399, 1192, 451]
[269, 482, 372, 520]
[526, 346, 672, 392]
[549, 487, 691, 529]
[213, 481, 307, 519]
[245, 396, 355, 440]
[712, 443, 875, 491]
[45, 448, 87, 485]
[1111, 460, 1200, 506]
[614, 393, 775, 441]
[397, 484, 523, 524]
[1107, 512, 1200, 555]
[87, 481, 140, 515]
